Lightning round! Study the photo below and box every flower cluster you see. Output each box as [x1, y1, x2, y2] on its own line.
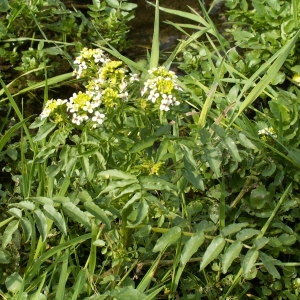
[258, 127, 277, 142]
[41, 48, 130, 128]
[141, 66, 181, 111]
[40, 49, 182, 128]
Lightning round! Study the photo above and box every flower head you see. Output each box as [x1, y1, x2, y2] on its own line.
[141, 66, 181, 111]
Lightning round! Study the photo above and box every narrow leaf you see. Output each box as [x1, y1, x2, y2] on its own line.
[200, 236, 226, 271]
[153, 226, 181, 252]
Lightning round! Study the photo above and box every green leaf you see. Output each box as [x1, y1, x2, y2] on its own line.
[11, 200, 36, 211]
[129, 137, 158, 153]
[238, 133, 258, 150]
[0, 249, 10, 264]
[139, 176, 177, 192]
[106, 0, 119, 8]
[254, 237, 269, 250]
[180, 231, 205, 266]
[30, 196, 54, 205]
[121, 2, 137, 11]
[0, 0, 9, 12]
[8, 208, 22, 219]
[34, 209, 48, 241]
[2, 220, 19, 249]
[220, 223, 249, 237]
[84, 202, 111, 229]
[230, 30, 300, 124]
[32, 122, 57, 142]
[20, 217, 33, 242]
[200, 236, 226, 271]
[242, 248, 259, 275]
[153, 226, 181, 252]
[43, 204, 67, 236]
[5, 272, 23, 293]
[203, 145, 221, 178]
[98, 169, 136, 180]
[127, 199, 149, 227]
[222, 240, 243, 274]
[236, 228, 261, 241]
[259, 252, 281, 279]
[100, 179, 139, 195]
[62, 202, 91, 230]
[224, 137, 241, 162]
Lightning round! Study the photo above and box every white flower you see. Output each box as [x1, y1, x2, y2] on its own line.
[92, 111, 105, 127]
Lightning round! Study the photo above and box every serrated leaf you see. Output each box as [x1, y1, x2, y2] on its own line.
[180, 231, 205, 266]
[20, 217, 32, 242]
[11, 200, 35, 211]
[34, 209, 48, 241]
[43, 204, 67, 236]
[200, 236, 226, 271]
[222, 240, 243, 274]
[153, 226, 181, 253]
[62, 202, 91, 230]
[220, 223, 249, 237]
[2, 220, 19, 249]
[84, 202, 111, 229]
[259, 252, 281, 279]
[236, 228, 261, 241]
[242, 248, 259, 275]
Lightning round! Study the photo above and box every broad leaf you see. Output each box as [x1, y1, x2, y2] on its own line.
[242, 248, 259, 275]
[2, 220, 19, 249]
[221, 223, 249, 237]
[153, 226, 181, 252]
[200, 236, 226, 271]
[84, 202, 111, 229]
[43, 204, 67, 236]
[180, 231, 205, 266]
[62, 202, 91, 230]
[259, 251, 281, 279]
[222, 240, 243, 274]
[34, 209, 48, 241]
[20, 217, 33, 242]
[236, 228, 261, 241]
